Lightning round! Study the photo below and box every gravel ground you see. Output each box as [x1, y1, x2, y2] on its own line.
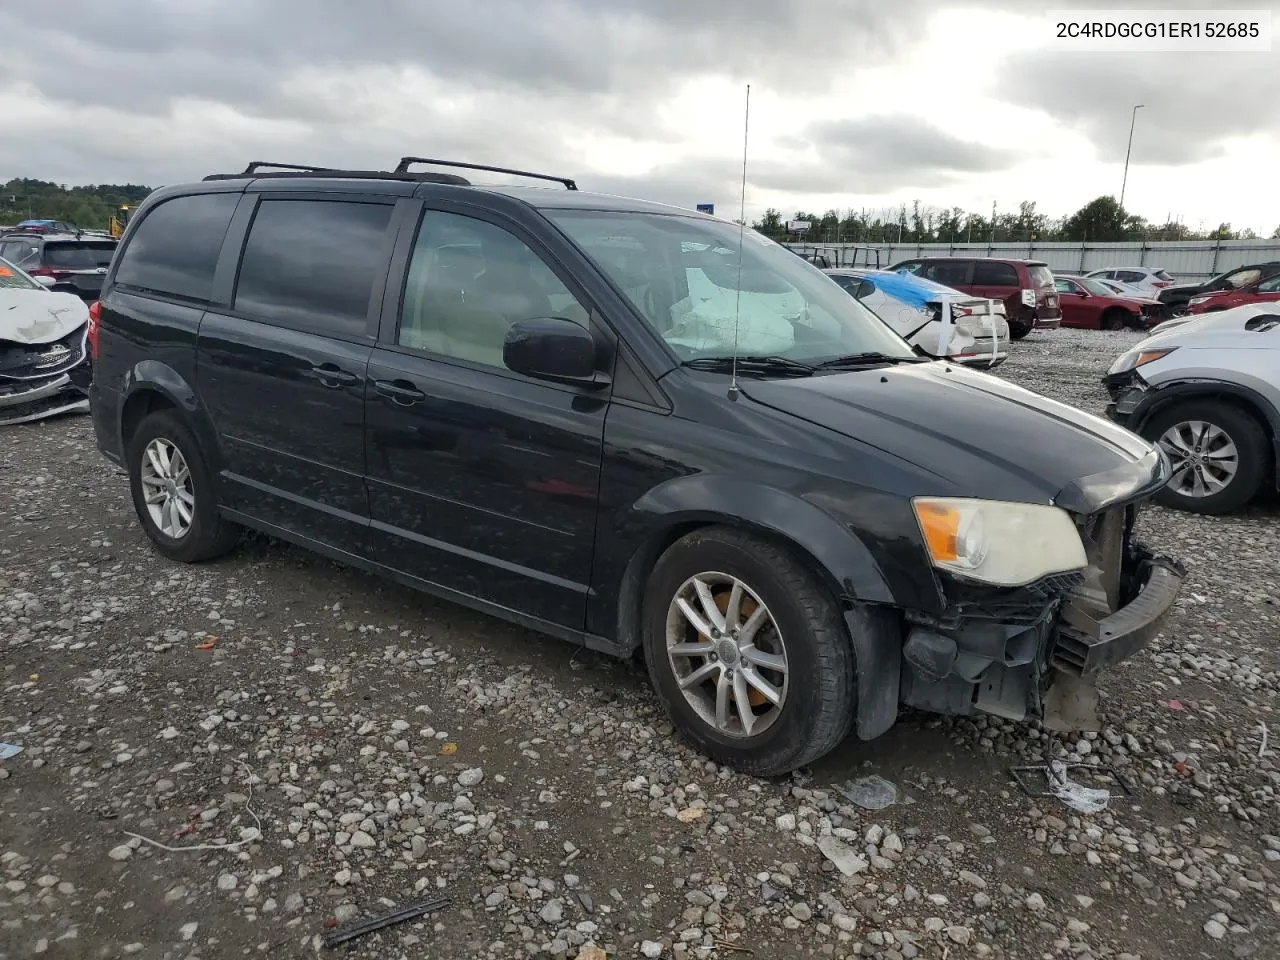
[2, 328, 1278, 960]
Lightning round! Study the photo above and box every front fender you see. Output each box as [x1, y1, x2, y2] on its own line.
[632, 474, 898, 606]
[627, 474, 918, 741]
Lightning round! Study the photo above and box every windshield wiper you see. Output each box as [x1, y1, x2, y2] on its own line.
[681, 355, 815, 377]
[812, 351, 927, 370]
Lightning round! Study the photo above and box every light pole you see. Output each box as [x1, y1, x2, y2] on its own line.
[1119, 104, 1144, 210]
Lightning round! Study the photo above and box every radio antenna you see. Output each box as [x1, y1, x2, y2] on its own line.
[728, 83, 750, 401]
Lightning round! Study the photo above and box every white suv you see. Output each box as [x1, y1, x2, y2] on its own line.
[1104, 304, 1280, 513]
[1086, 266, 1176, 296]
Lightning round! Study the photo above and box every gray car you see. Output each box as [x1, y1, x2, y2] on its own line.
[1104, 304, 1280, 513]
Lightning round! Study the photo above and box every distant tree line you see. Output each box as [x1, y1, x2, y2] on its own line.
[6, 179, 1280, 244]
[753, 196, 1280, 245]
[1, 178, 154, 230]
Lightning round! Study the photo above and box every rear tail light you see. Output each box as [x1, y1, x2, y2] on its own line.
[1152, 280, 1171, 287]
[1020, 289, 1036, 307]
[87, 300, 101, 360]
[29, 266, 72, 281]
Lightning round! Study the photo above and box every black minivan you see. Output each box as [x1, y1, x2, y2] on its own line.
[88, 159, 1184, 776]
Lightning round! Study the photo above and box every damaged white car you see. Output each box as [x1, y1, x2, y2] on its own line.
[0, 256, 92, 426]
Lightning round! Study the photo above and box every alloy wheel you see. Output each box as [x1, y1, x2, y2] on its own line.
[664, 572, 789, 738]
[139, 437, 195, 538]
[1158, 420, 1239, 499]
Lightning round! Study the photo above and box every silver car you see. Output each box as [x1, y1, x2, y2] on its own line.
[1103, 304, 1280, 513]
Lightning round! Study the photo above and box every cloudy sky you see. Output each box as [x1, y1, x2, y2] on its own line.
[3, 0, 1278, 231]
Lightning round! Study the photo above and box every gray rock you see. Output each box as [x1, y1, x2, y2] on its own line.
[1204, 920, 1227, 940]
[458, 767, 485, 788]
[539, 900, 564, 924]
[946, 927, 972, 946]
[108, 844, 133, 861]
[641, 942, 663, 959]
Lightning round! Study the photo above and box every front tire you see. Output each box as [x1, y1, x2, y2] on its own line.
[127, 410, 240, 562]
[1100, 309, 1129, 331]
[1143, 401, 1270, 514]
[642, 527, 856, 777]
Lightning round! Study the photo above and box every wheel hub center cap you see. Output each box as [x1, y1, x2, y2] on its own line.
[716, 639, 740, 665]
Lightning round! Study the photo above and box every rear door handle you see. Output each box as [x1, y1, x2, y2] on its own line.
[311, 363, 359, 387]
[373, 378, 426, 405]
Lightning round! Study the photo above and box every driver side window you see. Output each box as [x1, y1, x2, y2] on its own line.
[398, 211, 589, 369]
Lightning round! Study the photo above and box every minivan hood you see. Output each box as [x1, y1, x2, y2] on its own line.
[741, 362, 1162, 513]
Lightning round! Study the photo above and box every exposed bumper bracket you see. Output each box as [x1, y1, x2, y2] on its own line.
[1053, 554, 1185, 679]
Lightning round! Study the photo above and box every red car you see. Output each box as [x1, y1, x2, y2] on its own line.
[1052, 275, 1163, 330]
[1186, 271, 1280, 314]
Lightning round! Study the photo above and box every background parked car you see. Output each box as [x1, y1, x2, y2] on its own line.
[1052, 275, 1164, 329]
[0, 256, 92, 425]
[0, 230, 117, 300]
[1105, 303, 1280, 514]
[1187, 272, 1280, 314]
[14, 218, 80, 234]
[1158, 261, 1280, 316]
[888, 256, 1060, 339]
[824, 267, 1009, 367]
[1084, 266, 1176, 295]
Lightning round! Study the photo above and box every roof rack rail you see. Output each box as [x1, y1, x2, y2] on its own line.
[202, 163, 471, 185]
[239, 161, 338, 175]
[394, 157, 577, 190]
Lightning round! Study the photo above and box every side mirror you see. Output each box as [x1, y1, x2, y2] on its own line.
[33, 275, 56, 288]
[503, 317, 607, 388]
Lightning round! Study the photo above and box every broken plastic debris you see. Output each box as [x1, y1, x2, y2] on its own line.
[1047, 761, 1112, 813]
[1165, 699, 1185, 711]
[816, 834, 869, 876]
[194, 637, 218, 651]
[439, 742, 458, 757]
[321, 896, 450, 948]
[0, 743, 23, 761]
[1010, 760, 1126, 814]
[833, 775, 901, 810]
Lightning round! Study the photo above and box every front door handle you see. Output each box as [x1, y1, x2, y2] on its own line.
[374, 378, 427, 405]
[311, 363, 359, 388]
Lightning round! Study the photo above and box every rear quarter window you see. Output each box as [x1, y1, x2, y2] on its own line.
[115, 193, 240, 302]
[1027, 265, 1055, 288]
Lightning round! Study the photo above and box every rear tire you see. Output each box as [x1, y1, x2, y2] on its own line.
[127, 410, 240, 562]
[1143, 400, 1270, 514]
[1008, 319, 1032, 340]
[642, 527, 857, 777]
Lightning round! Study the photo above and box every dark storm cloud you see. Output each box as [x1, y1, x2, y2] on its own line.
[752, 116, 1017, 194]
[996, 52, 1280, 166]
[0, 0, 1220, 194]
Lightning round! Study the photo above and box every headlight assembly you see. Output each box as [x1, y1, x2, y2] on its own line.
[912, 497, 1087, 587]
[1108, 346, 1177, 375]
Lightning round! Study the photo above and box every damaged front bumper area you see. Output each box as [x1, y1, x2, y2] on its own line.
[0, 325, 91, 426]
[899, 505, 1184, 731]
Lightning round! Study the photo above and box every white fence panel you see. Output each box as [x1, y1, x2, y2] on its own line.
[787, 240, 1280, 281]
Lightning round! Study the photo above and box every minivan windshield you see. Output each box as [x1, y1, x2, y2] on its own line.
[547, 211, 916, 364]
